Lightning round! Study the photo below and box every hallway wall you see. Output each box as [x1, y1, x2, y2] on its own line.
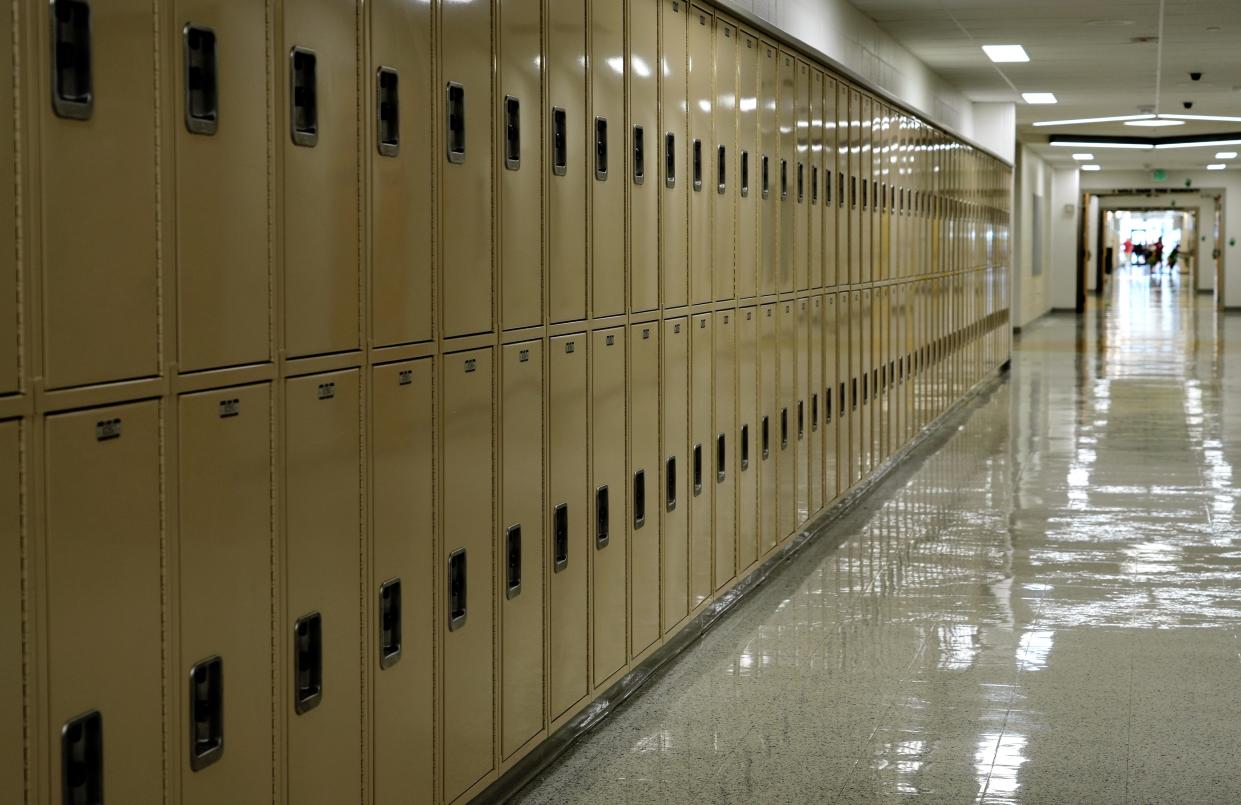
[1050, 168, 1080, 310]
[1013, 145, 1053, 327]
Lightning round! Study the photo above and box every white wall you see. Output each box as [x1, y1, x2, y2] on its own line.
[1049, 168, 1080, 310]
[1012, 145, 1053, 327]
[971, 103, 1017, 164]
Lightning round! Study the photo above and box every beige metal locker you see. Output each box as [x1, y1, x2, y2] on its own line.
[776, 51, 795, 293]
[824, 294, 839, 501]
[549, 334, 588, 717]
[713, 310, 737, 590]
[794, 299, 808, 525]
[757, 42, 778, 296]
[592, 0, 626, 318]
[0, 4, 14, 394]
[175, 0, 271, 372]
[792, 60, 809, 292]
[284, 0, 361, 357]
[630, 323, 660, 656]
[860, 287, 873, 475]
[46, 401, 161, 803]
[659, 0, 689, 309]
[661, 318, 690, 633]
[859, 96, 872, 286]
[736, 308, 759, 573]
[441, 350, 495, 800]
[808, 68, 824, 291]
[285, 370, 362, 805]
[808, 296, 823, 515]
[712, 19, 737, 302]
[549, 0, 588, 323]
[758, 304, 777, 554]
[847, 89, 860, 286]
[735, 31, 759, 300]
[776, 301, 796, 539]
[592, 328, 627, 685]
[878, 286, 890, 463]
[371, 359, 435, 798]
[824, 78, 839, 289]
[0, 421, 20, 799]
[499, 343, 544, 758]
[848, 290, 861, 485]
[179, 384, 273, 803]
[689, 313, 714, 607]
[497, 0, 543, 330]
[629, 0, 660, 313]
[441, 0, 495, 337]
[40, 1, 159, 388]
[687, 7, 712, 305]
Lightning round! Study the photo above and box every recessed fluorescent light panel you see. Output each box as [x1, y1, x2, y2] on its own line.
[982, 44, 1029, 62]
[1071, 153, 1094, 161]
[1033, 114, 1154, 127]
[1049, 140, 1153, 150]
[1125, 118, 1184, 127]
[1154, 138, 1241, 150]
[1216, 152, 1238, 159]
[1207, 163, 1226, 170]
[1081, 165, 1102, 171]
[1160, 113, 1241, 122]
[1022, 93, 1057, 105]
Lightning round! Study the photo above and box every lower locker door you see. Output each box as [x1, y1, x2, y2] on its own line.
[758, 305, 777, 554]
[836, 294, 850, 495]
[777, 302, 796, 539]
[713, 311, 736, 591]
[809, 297, 823, 515]
[795, 300, 809, 525]
[688, 314, 713, 607]
[849, 290, 862, 485]
[737, 309, 759, 574]
[661, 319, 690, 634]
[0, 421, 20, 800]
[630, 324, 661, 657]
[592, 329, 628, 686]
[824, 295, 838, 502]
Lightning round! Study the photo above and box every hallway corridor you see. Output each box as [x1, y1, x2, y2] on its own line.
[516, 270, 1241, 804]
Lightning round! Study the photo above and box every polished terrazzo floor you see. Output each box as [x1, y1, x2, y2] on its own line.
[513, 268, 1241, 804]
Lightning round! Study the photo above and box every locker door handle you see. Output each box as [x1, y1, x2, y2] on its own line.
[761, 416, 770, 459]
[850, 175, 857, 209]
[716, 433, 726, 482]
[812, 393, 819, 431]
[665, 457, 677, 512]
[826, 169, 832, 205]
[183, 24, 218, 135]
[664, 132, 676, 188]
[504, 96, 521, 170]
[717, 145, 727, 194]
[552, 106, 567, 175]
[851, 379, 857, 410]
[840, 382, 847, 416]
[553, 503, 569, 571]
[379, 579, 402, 668]
[811, 166, 819, 204]
[595, 485, 610, 549]
[797, 401, 805, 440]
[825, 388, 833, 423]
[61, 710, 103, 804]
[761, 155, 770, 199]
[692, 139, 703, 191]
[376, 67, 400, 156]
[293, 612, 323, 714]
[740, 424, 750, 470]
[780, 408, 788, 449]
[633, 125, 645, 185]
[740, 151, 749, 197]
[505, 525, 522, 599]
[289, 47, 318, 147]
[188, 656, 224, 771]
[862, 178, 869, 210]
[692, 443, 703, 495]
[797, 162, 804, 202]
[446, 82, 466, 163]
[448, 549, 468, 630]
[780, 160, 788, 200]
[633, 470, 646, 529]
[50, 0, 92, 120]
[594, 116, 609, 181]
[839, 171, 846, 207]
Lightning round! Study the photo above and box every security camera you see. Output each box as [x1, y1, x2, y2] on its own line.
[1190, 72, 1203, 81]
[1184, 100, 1194, 109]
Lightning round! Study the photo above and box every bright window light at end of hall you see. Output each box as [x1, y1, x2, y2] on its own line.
[1081, 165, 1101, 171]
[1072, 153, 1093, 161]
[1022, 93, 1057, 105]
[982, 45, 1029, 63]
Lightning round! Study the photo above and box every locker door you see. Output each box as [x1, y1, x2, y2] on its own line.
[757, 41, 778, 295]
[497, 0, 543, 330]
[0, 421, 19, 799]
[847, 89, 861, 286]
[175, 0, 270, 371]
[629, 0, 660, 313]
[713, 310, 737, 590]
[794, 299, 808, 525]
[592, 328, 627, 685]
[824, 78, 838, 290]
[877, 107, 889, 283]
[859, 96, 871, 285]
[549, 334, 588, 717]
[441, 350, 495, 800]
[758, 304, 777, 554]
[823, 294, 838, 502]
[808, 69, 823, 291]
[861, 287, 873, 475]
[592, 0, 626, 317]
[878, 286, 890, 462]
[284, 0, 360, 357]
[687, 7, 712, 305]
[40, 1, 158, 389]
[46, 401, 161, 803]
[848, 290, 862, 485]
[371, 359, 434, 797]
[630, 323, 660, 656]
[832, 81, 846, 289]
[0, 4, 13, 394]
[286, 370, 361, 805]
[689, 313, 713, 607]
[499, 343, 544, 758]
[737, 308, 759, 573]
[808, 296, 823, 515]
[712, 19, 737, 302]
[661, 318, 689, 633]
[548, 0, 588, 323]
[792, 60, 809, 291]
[179, 385, 273, 803]
[735, 32, 759, 300]
[441, 0, 495, 337]
[776, 51, 795, 293]
[659, 0, 689, 309]
[776, 301, 796, 539]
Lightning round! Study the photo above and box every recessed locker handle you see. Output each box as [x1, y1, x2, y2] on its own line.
[825, 388, 833, 423]
[378, 579, 402, 668]
[51, 0, 93, 120]
[553, 503, 569, 571]
[633, 470, 646, 529]
[740, 424, 750, 470]
[665, 457, 677, 512]
[740, 151, 750, 197]
[504, 95, 521, 170]
[290, 47, 318, 147]
[826, 169, 833, 205]
[716, 433, 726, 482]
[633, 125, 645, 185]
[375, 66, 400, 156]
[595, 116, 609, 180]
[446, 82, 466, 163]
[850, 175, 857, 209]
[811, 166, 819, 204]
[780, 159, 788, 200]
[61, 709, 103, 804]
[293, 612, 323, 714]
[188, 656, 224, 771]
[448, 549, 467, 631]
[595, 485, 610, 549]
[798, 401, 805, 439]
[780, 408, 788, 448]
[851, 377, 858, 410]
[761, 416, 770, 459]
[664, 131, 676, 188]
[797, 162, 804, 202]
[505, 525, 522, 599]
[812, 393, 819, 431]
[717, 145, 727, 194]
[552, 106, 567, 175]
[840, 382, 846, 416]
[692, 139, 703, 191]
[761, 155, 770, 199]
[692, 443, 703, 495]
[183, 24, 218, 135]
[862, 178, 869, 209]
[839, 171, 846, 207]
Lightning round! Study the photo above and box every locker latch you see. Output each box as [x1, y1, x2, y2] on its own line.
[761, 416, 770, 459]
[692, 140, 703, 192]
[51, 0, 93, 120]
[665, 457, 677, 512]
[505, 525, 522, 599]
[504, 96, 521, 170]
[633, 470, 646, 529]
[448, 549, 468, 631]
[594, 117, 609, 181]
[780, 408, 788, 449]
[289, 48, 318, 147]
[379, 579, 402, 669]
[552, 107, 568, 176]
[553, 503, 569, 572]
[183, 25, 219, 135]
[376, 67, 400, 157]
[797, 162, 804, 203]
[716, 433, 726, 482]
[61, 709, 103, 804]
[446, 82, 466, 163]
[811, 166, 819, 204]
[761, 155, 770, 199]
[188, 655, 224, 771]
[812, 394, 819, 432]
[740, 424, 750, 471]
[797, 401, 805, 440]
[633, 125, 645, 185]
[740, 151, 749, 197]
[692, 443, 703, 495]
[780, 160, 788, 200]
[293, 613, 323, 714]
[595, 485, 610, 549]
[717, 145, 727, 194]
[664, 132, 676, 188]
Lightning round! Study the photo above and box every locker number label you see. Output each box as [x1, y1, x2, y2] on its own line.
[95, 418, 122, 441]
[399, 370, 413, 386]
[318, 382, 336, 400]
[218, 399, 241, 418]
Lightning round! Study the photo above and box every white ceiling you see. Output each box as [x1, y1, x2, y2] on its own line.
[848, 0, 1241, 171]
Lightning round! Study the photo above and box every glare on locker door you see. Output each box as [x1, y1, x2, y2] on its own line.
[498, 0, 543, 330]
[792, 60, 809, 292]
[776, 51, 795, 293]
[689, 313, 713, 607]
[176, 0, 271, 372]
[794, 299, 808, 525]
[630, 0, 660, 312]
[592, 0, 625, 317]
[757, 304, 777, 554]
[0, 421, 16, 799]
[285, 370, 362, 805]
[371, 359, 434, 798]
[593, 327, 628, 685]
[499, 343, 544, 758]
[823, 78, 839, 289]
[808, 296, 823, 515]
[630, 323, 660, 655]
[659, 0, 688, 309]
[757, 41, 778, 295]
[46, 401, 161, 803]
[179, 384, 273, 803]
[284, 0, 361, 357]
[40, 0, 159, 389]
[687, 7, 712, 305]
[808, 68, 824, 290]
[713, 310, 737, 590]
[549, 334, 588, 717]
[735, 32, 759, 299]
[777, 301, 796, 539]
[441, 350, 495, 800]
[549, 0, 588, 323]
[712, 18, 737, 302]
[736, 308, 759, 573]
[0, 4, 13, 393]
[661, 318, 690, 632]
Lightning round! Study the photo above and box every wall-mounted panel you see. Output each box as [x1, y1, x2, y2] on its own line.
[660, 0, 689, 309]
[735, 32, 759, 300]
[776, 301, 795, 539]
[792, 60, 809, 292]
[808, 69, 824, 291]
[689, 313, 713, 607]
[758, 303, 777, 554]
[808, 296, 823, 515]
[757, 41, 778, 296]
[776, 51, 795, 293]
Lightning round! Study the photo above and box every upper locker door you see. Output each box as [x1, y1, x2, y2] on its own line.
[592, 328, 627, 686]
[859, 96, 872, 285]
[735, 31, 759, 300]
[499, 342, 544, 759]
[591, 0, 625, 318]
[371, 0, 434, 345]
[629, 0, 659, 313]
[661, 318, 689, 633]
[792, 60, 809, 292]
[0, 4, 14, 395]
[371, 359, 435, 798]
[175, 1, 271, 372]
[441, 349, 495, 801]
[688, 313, 713, 609]
[548, 0, 588, 323]
[757, 41, 778, 295]
[659, 0, 688, 310]
[736, 308, 759, 574]
[776, 50, 795, 293]
[497, 0, 543, 330]
[757, 303, 777, 555]
[808, 296, 823, 516]
[808, 68, 823, 291]
[712, 18, 737, 303]
[686, 7, 712, 305]
[0, 421, 17, 799]
[441, 0, 494, 337]
[847, 89, 860, 286]
[776, 301, 796, 540]
[284, 0, 360, 357]
[823, 78, 838, 290]
[46, 401, 161, 803]
[713, 309, 736, 591]
[179, 384, 273, 804]
[630, 322, 660, 657]
[40, 1, 159, 389]
[794, 299, 808, 525]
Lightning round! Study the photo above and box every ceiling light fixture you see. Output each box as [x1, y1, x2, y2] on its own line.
[1125, 118, 1185, 127]
[1022, 92, 1058, 105]
[1071, 153, 1094, 160]
[1049, 140, 1154, 150]
[1033, 114, 1154, 127]
[1081, 165, 1102, 171]
[982, 45, 1029, 63]
[1154, 138, 1241, 150]
[1207, 163, 1226, 170]
[1159, 113, 1241, 122]
[1215, 152, 1238, 159]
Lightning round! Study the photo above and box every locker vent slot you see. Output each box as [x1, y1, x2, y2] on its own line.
[188, 656, 224, 771]
[595, 485, 610, 549]
[780, 160, 788, 200]
[289, 47, 318, 147]
[633, 125, 645, 185]
[740, 151, 749, 197]
[761, 155, 769, 199]
[761, 416, 769, 459]
[664, 132, 676, 188]
[716, 433, 726, 482]
[780, 408, 788, 449]
[218, 398, 240, 418]
[446, 82, 466, 163]
[448, 549, 468, 631]
[51, 0, 93, 120]
[61, 710, 103, 804]
[665, 457, 677, 512]
[506, 525, 522, 599]
[740, 424, 749, 470]
[379, 579, 402, 668]
[633, 470, 646, 529]
[692, 443, 703, 495]
[552, 106, 567, 175]
[376, 67, 400, 156]
[717, 145, 727, 194]
[504, 95, 521, 170]
[293, 613, 323, 714]
[183, 25, 218, 135]
[691, 140, 703, 191]
[553, 503, 569, 571]
[594, 117, 609, 180]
